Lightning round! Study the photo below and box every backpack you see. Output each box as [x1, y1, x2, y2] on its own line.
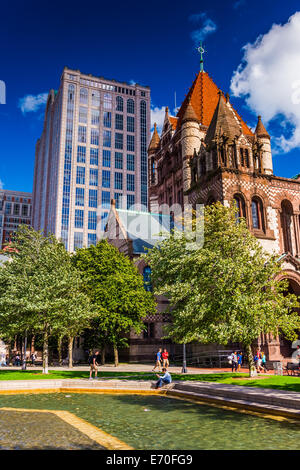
[88, 355, 93, 365]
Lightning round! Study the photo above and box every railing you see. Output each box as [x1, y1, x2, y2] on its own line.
[171, 349, 246, 368]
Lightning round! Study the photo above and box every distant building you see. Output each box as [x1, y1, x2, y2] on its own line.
[148, 65, 300, 363]
[32, 67, 151, 251]
[105, 200, 177, 361]
[0, 190, 32, 249]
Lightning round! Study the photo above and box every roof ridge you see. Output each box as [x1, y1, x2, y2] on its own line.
[175, 71, 253, 136]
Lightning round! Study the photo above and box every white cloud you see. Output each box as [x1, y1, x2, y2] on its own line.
[151, 105, 180, 133]
[151, 106, 167, 133]
[18, 93, 48, 115]
[230, 11, 300, 153]
[0, 179, 4, 190]
[189, 12, 217, 45]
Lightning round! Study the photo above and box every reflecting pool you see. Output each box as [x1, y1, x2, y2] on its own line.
[0, 393, 299, 450]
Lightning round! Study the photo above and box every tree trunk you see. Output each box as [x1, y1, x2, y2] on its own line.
[101, 345, 106, 365]
[58, 336, 63, 366]
[114, 346, 119, 367]
[43, 330, 49, 374]
[7, 343, 11, 365]
[245, 343, 257, 377]
[22, 334, 27, 371]
[31, 335, 35, 354]
[68, 337, 74, 368]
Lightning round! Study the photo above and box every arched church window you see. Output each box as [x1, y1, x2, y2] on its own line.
[281, 200, 294, 254]
[251, 197, 265, 231]
[240, 148, 245, 167]
[240, 148, 250, 168]
[234, 194, 246, 219]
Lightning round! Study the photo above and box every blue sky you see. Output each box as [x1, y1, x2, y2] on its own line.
[1, 0, 300, 192]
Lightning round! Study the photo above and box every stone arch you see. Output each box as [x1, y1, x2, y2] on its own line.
[276, 270, 300, 358]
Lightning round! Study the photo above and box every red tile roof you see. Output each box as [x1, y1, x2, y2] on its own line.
[176, 71, 253, 136]
[169, 116, 178, 130]
[255, 115, 270, 139]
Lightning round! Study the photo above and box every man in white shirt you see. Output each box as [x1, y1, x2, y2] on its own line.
[230, 351, 238, 372]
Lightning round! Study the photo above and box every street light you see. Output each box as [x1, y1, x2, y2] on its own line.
[181, 343, 188, 373]
[22, 331, 27, 371]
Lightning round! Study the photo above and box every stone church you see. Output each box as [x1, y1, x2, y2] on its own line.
[148, 68, 300, 363]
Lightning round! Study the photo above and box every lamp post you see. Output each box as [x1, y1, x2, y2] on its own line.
[181, 343, 187, 373]
[22, 331, 27, 371]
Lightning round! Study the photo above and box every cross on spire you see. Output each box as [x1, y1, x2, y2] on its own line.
[197, 41, 205, 72]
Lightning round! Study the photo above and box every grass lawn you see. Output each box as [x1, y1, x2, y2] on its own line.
[0, 370, 299, 392]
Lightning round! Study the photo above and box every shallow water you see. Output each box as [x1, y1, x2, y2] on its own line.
[0, 393, 299, 450]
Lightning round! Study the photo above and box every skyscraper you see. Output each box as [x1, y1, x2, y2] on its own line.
[32, 67, 150, 251]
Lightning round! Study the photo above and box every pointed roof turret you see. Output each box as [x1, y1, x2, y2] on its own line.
[255, 115, 270, 139]
[148, 123, 160, 152]
[205, 92, 242, 144]
[176, 71, 253, 136]
[181, 96, 199, 124]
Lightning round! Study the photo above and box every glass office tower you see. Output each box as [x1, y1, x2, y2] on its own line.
[32, 67, 151, 251]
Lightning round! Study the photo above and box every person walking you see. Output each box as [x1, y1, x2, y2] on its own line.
[237, 352, 243, 372]
[31, 352, 36, 366]
[89, 351, 99, 380]
[162, 348, 169, 369]
[152, 348, 162, 372]
[254, 349, 262, 372]
[230, 351, 238, 372]
[15, 353, 21, 367]
[155, 368, 172, 389]
[261, 352, 268, 373]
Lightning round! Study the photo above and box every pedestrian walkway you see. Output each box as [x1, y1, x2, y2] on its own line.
[1, 363, 256, 374]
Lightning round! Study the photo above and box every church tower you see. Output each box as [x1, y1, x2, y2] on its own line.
[255, 115, 273, 174]
[181, 98, 201, 201]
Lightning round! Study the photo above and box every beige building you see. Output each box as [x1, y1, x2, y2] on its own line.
[0, 189, 32, 249]
[32, 67, 151, 251]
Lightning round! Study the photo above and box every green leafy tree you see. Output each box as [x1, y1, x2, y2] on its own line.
[73, 239, 156, 366]
[145, 203, 300, 376]
[0, 226, 93, 373]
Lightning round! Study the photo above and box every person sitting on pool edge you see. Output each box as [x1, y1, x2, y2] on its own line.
[155, 368, 172, 389]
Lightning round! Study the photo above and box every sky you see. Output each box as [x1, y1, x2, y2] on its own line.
[1, 0, 300, 192]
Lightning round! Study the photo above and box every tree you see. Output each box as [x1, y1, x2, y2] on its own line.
[145, 203, 300, 376]
[0, 226, 93, 373]
[73, 240, 156, 366]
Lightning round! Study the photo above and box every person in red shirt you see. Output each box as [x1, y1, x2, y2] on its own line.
[162, 349, 169, 369]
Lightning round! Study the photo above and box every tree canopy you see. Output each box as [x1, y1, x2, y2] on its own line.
[0, 226, 93, 372]
[145, 202, 300, 375]
[73, 239, 156, 365]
